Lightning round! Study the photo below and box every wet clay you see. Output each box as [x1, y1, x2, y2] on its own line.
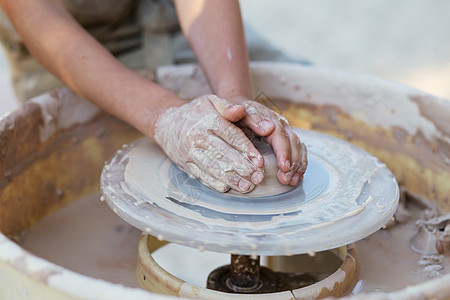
[354, 199, 450, 293]
[18, 192, 449, 294]
[227, 139, 292, 197]
[20, 192, 141, 288]
[102, 129, 399, 256]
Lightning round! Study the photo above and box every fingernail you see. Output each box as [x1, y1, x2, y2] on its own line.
[251, 171, 264, 184]
[239, 179, 251, 192]
[302, 160, 308, 170]
[249, 152, 262, 166]
[251, 158, 261, 166]
[284, 160, 291, 169]
[290, 162, 298, 173]
[282, 171, 292, 182]
[292, 173, 300, 185]
[259, 120, 273, 131]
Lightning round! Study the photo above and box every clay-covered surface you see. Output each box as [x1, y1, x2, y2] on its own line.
[0, 88, 142, 238]
[155, 62, 450, 300]
[0, 88, 171, 300]
[102, 129, 398, 256]
[157, 62, 450, 212]
[0, 63, 449, 299]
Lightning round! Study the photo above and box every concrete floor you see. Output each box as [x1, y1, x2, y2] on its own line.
[1, 0, 449, 115]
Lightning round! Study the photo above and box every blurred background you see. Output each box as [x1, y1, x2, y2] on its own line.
[1, 0, 449, 115]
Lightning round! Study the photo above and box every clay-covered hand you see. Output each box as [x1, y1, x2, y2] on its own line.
[238, 100, 308, 186]
[154, 95, 265, 193]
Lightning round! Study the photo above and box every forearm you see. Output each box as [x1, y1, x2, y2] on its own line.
[174, 0, 252, 103]
[1, 0, 184, 138]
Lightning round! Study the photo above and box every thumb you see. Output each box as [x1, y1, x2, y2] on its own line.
[206, 95, 246, 122]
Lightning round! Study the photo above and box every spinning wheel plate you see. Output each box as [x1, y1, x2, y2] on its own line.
[101, 129, 399, 255]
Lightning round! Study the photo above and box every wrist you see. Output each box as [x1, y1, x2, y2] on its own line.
[214, 80, 253, 105]
[130, 87, 185, 140]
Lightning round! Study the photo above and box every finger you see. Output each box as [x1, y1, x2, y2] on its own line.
[223, 172, 255, 193]
[212, 118, 264, 168]
[290, 173, 301, 186]
[205, 135, 256, 177]
[185, 162, 230, 193]
[207, 135, 265, 185]
[241, 103, 275, 136]
[277, 169, 293, 185]
[300, 143, 308, 174]
[285, 127, 301, 184]
[195, 159, 256, 193]
[290, 143, 308, 186]
[207, 95, 246, 122]
[190, 137, 265, 186]
[287, 127, 302, 171]
[298, 143, 308, 178]
[264, 122, 291, 174]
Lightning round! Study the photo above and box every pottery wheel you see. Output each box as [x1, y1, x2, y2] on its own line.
[101, 128, 399, 256]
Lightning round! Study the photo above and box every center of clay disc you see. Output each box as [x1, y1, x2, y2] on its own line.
[228, 139, 293, 197]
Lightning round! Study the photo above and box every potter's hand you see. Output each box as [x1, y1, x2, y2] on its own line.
[238, 100, 308, 186]
[155, 95, 265, 193]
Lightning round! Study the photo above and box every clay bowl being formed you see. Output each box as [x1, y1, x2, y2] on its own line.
[0, 62, 449, 299]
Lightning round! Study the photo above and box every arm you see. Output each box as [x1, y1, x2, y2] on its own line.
[174, 0, 252, 102]
[175, 0, 308, 186]
[0, 0, 265, 193]
[0, 0, 184, 139]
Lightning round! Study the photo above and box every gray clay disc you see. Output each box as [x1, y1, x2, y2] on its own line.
[101, 128, 399, 256]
